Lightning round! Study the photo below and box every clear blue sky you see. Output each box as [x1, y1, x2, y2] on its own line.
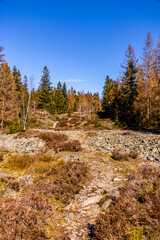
[0, 0, 160, 94]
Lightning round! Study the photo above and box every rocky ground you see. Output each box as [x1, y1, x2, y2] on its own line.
[0, 128, 160, 239]
[0, 134, 45, 154]
[85, 129, 160, 162]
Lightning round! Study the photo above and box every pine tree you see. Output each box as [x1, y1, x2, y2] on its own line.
[62, 82, 69, 113]
[120, 44, 137, 125]
[54, 81, 65, 114]
[102, 75, 114, 114]
[12, 66, 22, 92]
[37, 66, 53, 113]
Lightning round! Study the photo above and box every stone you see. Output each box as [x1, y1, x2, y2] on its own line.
[82, 195, 102, 207]
[112, 177, 122, 182]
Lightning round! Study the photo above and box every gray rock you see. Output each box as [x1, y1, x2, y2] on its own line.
[82, 195, 102, 207]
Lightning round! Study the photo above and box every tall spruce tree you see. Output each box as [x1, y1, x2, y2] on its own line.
[37, 66, 53, 113]
[12, 66, 22, 92]
[62, 82, 69, 113]
[120, 44, 137, 125]
[54, 81, 65, 114]
[102, 75, 114, 116]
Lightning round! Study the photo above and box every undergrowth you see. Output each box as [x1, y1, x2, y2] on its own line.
[112, 149, 139, 161]
[0, 154, 88, 239]
[38, 132, 82, 152]
[92, 164, 160, 240]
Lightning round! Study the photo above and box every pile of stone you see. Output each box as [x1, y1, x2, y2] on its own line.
[86, 130, 160, 162]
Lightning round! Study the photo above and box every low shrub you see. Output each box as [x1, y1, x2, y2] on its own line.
[38, 132, 82, 152]
[38, 132, 68, 147]
[114, 117, 123, 128]
[59, 140, 82, 152]
[112, 149, 129, 161]
[27, 119, 44, 128]
[0, 157, 88, 239]
[15, 130, 40, 138]
[8, 117, 23, 134]
[27, 160, 88, 203]
[94, 122, 103, 128]
[55, 114, 60, 121]
[93, 165, 160, 240]
[112, 149, 139, 161]
[128, 150, 139, 159]
[0, 197, 48, 240]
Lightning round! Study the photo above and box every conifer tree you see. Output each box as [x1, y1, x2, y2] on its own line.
[62, 82, 69, 113]
[54, 81, 65, 114]
[37, 66, 53, 113]
[12, 66, 22, 92]
[102, 75, 114, 114]
[120, 44, 137, 125]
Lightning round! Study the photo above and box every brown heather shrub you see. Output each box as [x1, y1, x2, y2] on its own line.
[15, 130, 40, 139]
[38, 132, 82, 152]
[26, 160, 88, 203]
[0, 159, 88, 239]
[5, 176, 25, 191]
[56, 117, 69, 128]
[93, 165, 160, 240]
[112, 149, 129, 161]
[38, 132, 68, 147]
[59, 140, 82, 152]
[128, 150, 139, 159]
[0, 197, 48, 240]
[112, 149, 139, 161]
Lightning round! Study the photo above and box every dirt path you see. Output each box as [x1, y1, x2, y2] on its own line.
[62, 147, 146, 240]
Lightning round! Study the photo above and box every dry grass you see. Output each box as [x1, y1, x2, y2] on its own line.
[5, 154, 54, 171]
[93, 164, 160, 240]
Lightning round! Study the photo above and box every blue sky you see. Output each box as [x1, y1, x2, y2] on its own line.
[0, 0, 160, 94]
